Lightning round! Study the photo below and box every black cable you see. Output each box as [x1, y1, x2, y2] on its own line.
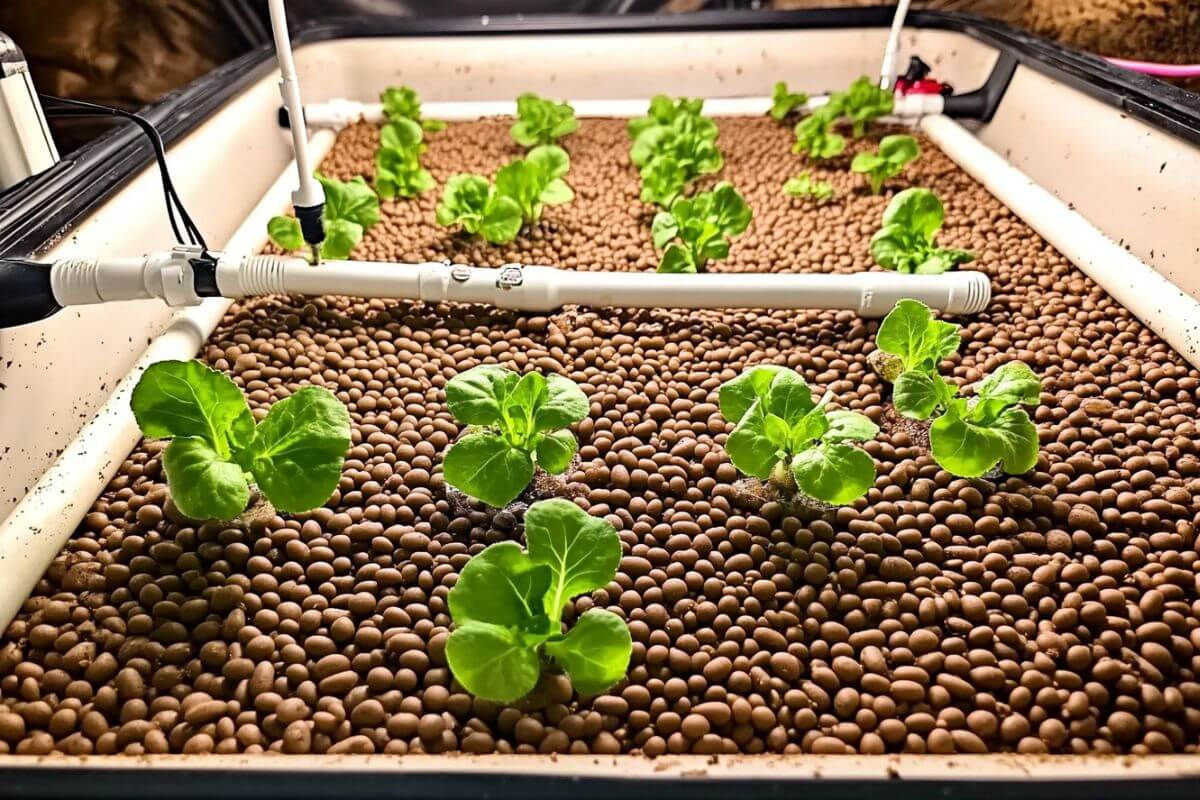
[40, 95, 208, 250]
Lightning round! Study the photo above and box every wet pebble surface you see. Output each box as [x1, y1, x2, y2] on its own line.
[1, 117, 1198, 756]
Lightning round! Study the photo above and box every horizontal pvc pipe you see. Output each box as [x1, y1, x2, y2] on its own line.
[0, 130, 337, 633]
[921, 113, 1200, 371]
[220, 257, 991, 318]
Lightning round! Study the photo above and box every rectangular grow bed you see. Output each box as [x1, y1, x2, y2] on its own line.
[0, 7, 1199, 797]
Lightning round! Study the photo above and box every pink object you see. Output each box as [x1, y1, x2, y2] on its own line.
[1104, 56, 1200, 78]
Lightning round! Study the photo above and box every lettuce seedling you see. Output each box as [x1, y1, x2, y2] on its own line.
[652, 182, 751, 274]
[267, 173, 381, 260]
[381, 85, 446, 132]
[435, 174, 523, 244]
[719, 366, 878, 505]
[851, 134, 920, 195]
[769, 81, 808, 121]
[511, 93, 579, 148]
[782, 172, 835, 203]
[494, 145, 574, 224]
[874, 299, 1041, 478]
[442, 365, 589, 507]
[793, 106, 845, 160]
[375, 118, 435, 200]
[629, 98, 721, 208]
[870, 188, 975, 274]
[445, 498, 631, 703]
[131, 359, 350, 520]
[627, 95, 706, 140]
[829, 76, 894, 138]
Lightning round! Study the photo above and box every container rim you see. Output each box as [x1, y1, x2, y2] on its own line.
[1, 753, 1198, 798]
[0, 6, 1196, 259]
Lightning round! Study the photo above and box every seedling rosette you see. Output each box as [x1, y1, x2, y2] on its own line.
[267, 172, 381, 260]
[130, 360, 351, 520]
[851, 134, 920, 195]
[782, 172, 835, 203]
[870, 187, 975, 274]
[874, 299, 1042, 478]
[441, 365, 589, 508]
[652, 181, 751, 274]
[380, 85, 446, 132]
[445, 499, 631, 703]
[510, 93, 579, 148]
[769, 81, 808, 121]
[719, 366, 879, 506]
[629, 97, 722, 208]
[793, 106, 845, 160]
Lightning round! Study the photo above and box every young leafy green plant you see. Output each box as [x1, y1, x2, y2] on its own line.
[627, 95, 706, 141]
[870, 187, 975, 274]
[874, 299, 1041, 478]
[375, 117, 435, 200]
[131, 359, 350, 521]
[651, 182, 751, 274]
[769, 81, 808, 121]
[267, 173, 381, 260]
[782, 172, 835, 203]
[494, 145, 574, 224]
[445, 498, 631, 703]
[792, 106, 845, 160]
[718, 366, 879, 505]
[629, 98, 721, 208]
[851, 134, 920, 195]
[442, 365, 589, 507]
[510, 93, 579, 148]
[829, 76, 894, 138]
[435, 174, 523, 244]
[381, 85, 446, 132]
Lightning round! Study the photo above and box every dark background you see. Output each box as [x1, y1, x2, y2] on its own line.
[1, 1, 1196, 153]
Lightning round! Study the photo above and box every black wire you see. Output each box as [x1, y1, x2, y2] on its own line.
[40, 95, 207, 249]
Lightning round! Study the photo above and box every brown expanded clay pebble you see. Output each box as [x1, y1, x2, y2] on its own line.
[2, 117, 1199, 757]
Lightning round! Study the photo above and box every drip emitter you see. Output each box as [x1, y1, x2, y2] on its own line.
[0, 248, 991, 328]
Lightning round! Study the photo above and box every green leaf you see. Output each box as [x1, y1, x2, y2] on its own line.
[893, 371, 944, 420]
[540, 178, 574, 206]
[651, 210, 679, 249]
[448, 540, 552, 631]
[525, 498, 621, 618]
[793, 108, 845, 160]
[422, 118, 447, 133]
[824, 410, 878, 442]
[976, 361, 1041, 409]
[929, 406, 1004, 478]
[131, 359, 254, 458]
[535, 429, 578, 474]
[242, 387, 350, 513]
[788, 405, 831, 451]
[267, 216, 303, 251]
[988, 407, 1039, 475]
[317, 173, 380, 230]
[381, 86, 421, 123]
[443, 431, 536, 508]
[445, 365, 518, 426]
[481, 195, 523, 244]
[876, 299, 960, 373]
[724, 407, 780, 480]
[764, 370, 815, 424]
[445, 621, 542, 703]
[657, 243, 697, 274]
[833, 76, 894, 138]
[162, 437, 249, 521]
[769, 81, 808, 122]
[381, 118, 423, 150]
[534, 373, 589, 432]
[880, 134, 919, 165]
[882, 187, 944, 244]
[718, 364, 785, 423]
[319, 218, 363, 260]
[527, 144, 570, 180]
[762, 413, 792, 450]
[791, 441, 876, 505]
[544, 609, 632, 695]
[502, 372, 547, 441]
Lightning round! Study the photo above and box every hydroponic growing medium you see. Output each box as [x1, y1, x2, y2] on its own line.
[0, 2, 1198, 797]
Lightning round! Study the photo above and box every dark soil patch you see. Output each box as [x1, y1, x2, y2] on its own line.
[1, 117, 1198, 758]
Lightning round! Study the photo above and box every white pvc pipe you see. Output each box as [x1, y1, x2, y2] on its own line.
[218, 258, 991, 318]
[0, 130, 337, 632]
[921, 113, 1200, 370]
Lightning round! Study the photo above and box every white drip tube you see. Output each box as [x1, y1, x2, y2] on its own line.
[879, 0, 914, 91]
[921, 114, 1200, 370]
[268, 0, 323, 213]
[0, 130, 337, 632]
